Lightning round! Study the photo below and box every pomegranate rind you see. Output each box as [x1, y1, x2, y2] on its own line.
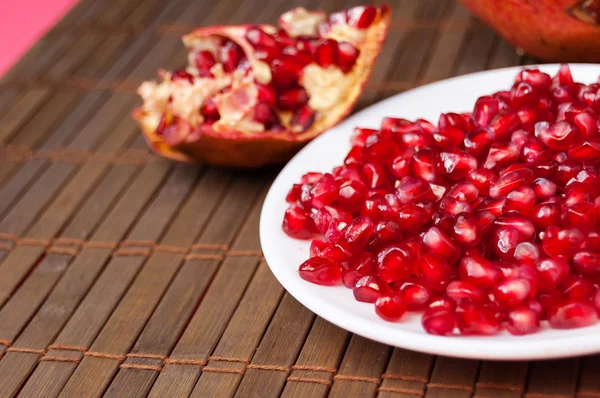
[459, 0, 600, 62]
[133, 6, 392, 168]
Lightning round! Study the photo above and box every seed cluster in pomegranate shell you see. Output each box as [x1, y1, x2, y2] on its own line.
[132, 5, 391, 168]
[283, 64, 600, 336]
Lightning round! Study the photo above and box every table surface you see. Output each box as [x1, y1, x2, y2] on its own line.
[0, 0, 598, 397]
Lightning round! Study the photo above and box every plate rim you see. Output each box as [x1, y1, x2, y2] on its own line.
[260, 63, 600, 360]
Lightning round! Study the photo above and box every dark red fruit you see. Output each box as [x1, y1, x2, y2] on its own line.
[299, 257, 342, 285]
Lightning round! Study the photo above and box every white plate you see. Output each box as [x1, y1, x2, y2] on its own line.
[260, 64, 600, 360]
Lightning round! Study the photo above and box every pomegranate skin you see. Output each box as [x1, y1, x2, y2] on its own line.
[133, 7, 392, 168]
[459, 0, 600, 62]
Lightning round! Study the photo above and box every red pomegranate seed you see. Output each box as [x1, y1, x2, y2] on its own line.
[245, 26, 278, 49]
[456, 300, 500, 335]
[291, 106, 316, 133]
[432, 128, 464, 150]
[347, 5, 377, 28]
[511, 82, 536, 108]
[253, 102, 272, 124]
[337, 41, 359, 73]
[200, 99, 220, 120]
[484, 142, 519, 170]
[492, 226, 520, 260]
[422, 227, 461, 265]
[440, 151, 478, 180]
[422, 307, 456, 335]
[446, 280, 486, 303]
[171, 70, 194, 83]
[513, 242, 540, 264]
[563, 275, 595, 301]
[271, 58, 302, 89]
[563, 202, 597, 232]
[375, 295, 407, 321]
[344, 217, 375, 250]
[507, 306, 540, 335]
[495, 216, 535, 240]
[489, 110, 521, 140]
[515, 69, 552, 91]
[219, 40, 243, 72]
[464, 128, 495, 156]
[503, 186, 535, 214]
[531, 177, 557, 199]
[310, 173, 338, 208]
[395, 176, 435, 205]
[541, 226, 585, 258]
[337, 180, 367, 212]
[536, 120, 582, 150]
[278, 88, 309, 111]
[396, 204, 429, 231]
[447, 181, 479, 203]
[315, 39, 338, 68]
[467, 168, 497, 196]
[548, 300, 598, 329]
[194, 51, 217, 76]
[572, 251, 600, 277]
[283, 205, 314, 239]
[312, 206, 352, 235]
[489, 167, 534, 198]
[299, 257, 342, 285]
[451, 214, 481, 247]
[493, 278, 533, 310]
[417, 254, 452, 291]
[532, 203, 561, 228]
[472, 96, 500, 127]
[396, 282, 432, 311]
[536, 258, 570, 291]
[377, 245, 413, 283]
[353, 275, 389, 303]
[362, 162, 390, 189]
[521, 137, 552, 165]
[459, 252, 501, 288]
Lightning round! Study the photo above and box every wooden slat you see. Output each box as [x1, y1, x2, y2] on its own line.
[425, 357, 479, 398]
[147, 185, 271, 397]
[525, 359, 580, 398]
[474, 361, 528, 398]
[378, 349, 434, 398]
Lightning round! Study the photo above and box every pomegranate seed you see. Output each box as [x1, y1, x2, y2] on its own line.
[548, 300, 598, 329]
[353, 275, 388, 303]
[531, 177, 557, 199]
[347, 5, 376, 28]
[337, 42, 359, 73]
[299, 257, 341, 285]
[417, 254, 452, 291]
[489, 167, 534, 198]
[536, 120, 582, 150]
[572, 251, 600, 277]
[433, 128, 464, 150]
[344, 217, 374, 250]
[440, 151, 478, 180]
[452, 214, 481, 247]
[337, 180, 367, 212]
[422, 227, 461, 265]
[516, 69, 552, 91]
[467, 168, 497, 196]
[422, 307, 456, 335]
[446, 280, 486, 303]
[283, 205, 314, 239]
[456, 300, 500, 335]
[278, 88, 309, 111]
[532, 203, 561, 228]
[171, 70, 194, 83]
[563, 202, 597, 232]
[375, 295, 407, 321]
[493, 278, 533, 310]
[194, 51, 217, 76]
[396, 282, 432, 311]
[464, 128, 495, 157]
[507, 306, 540, 335]
[563, 275, 594, 301]
[200, 99, 220, 120]
[396, 204, 429, 231]
[291, 106, 316, 133]
[511, 82, 536, 108]
[513, 242, 540, 264]
[219, 40, 243, 72]
[495, 216, 535, 241]
[503, 186, 535, 214]
[271, 58, 302, 89]
[489, 110, 521, 140]
[395, 176, 435, 205]
[377, 245, 413, 283]
[245, 26, 278, 49]
[472, 96, 500, 127]
[312, 206, 351, 234]
[310, 173, 338, 208]
[459, 252, 501, 288]
[484, 142, 520, 170]
[541, 226, 585, 258]
[314, 39, 338, 67]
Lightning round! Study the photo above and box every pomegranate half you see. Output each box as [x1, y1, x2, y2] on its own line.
[460, 0, 600, 62]
[133, 5, 391, 168]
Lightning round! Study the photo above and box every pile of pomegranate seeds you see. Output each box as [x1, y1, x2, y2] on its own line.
[283, 65, 600, 336]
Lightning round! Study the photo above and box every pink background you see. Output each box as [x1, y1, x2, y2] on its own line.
[0, 0, 79, 77]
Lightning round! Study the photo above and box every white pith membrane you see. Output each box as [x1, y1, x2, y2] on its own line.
[137, 6, 387, 143]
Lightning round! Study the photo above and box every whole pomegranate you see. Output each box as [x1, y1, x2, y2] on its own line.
[459, 0, 600, 62]
[133, 5, 391, 168]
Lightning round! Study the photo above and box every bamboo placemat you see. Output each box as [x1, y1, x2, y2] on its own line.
[0, 0, 597, 397]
